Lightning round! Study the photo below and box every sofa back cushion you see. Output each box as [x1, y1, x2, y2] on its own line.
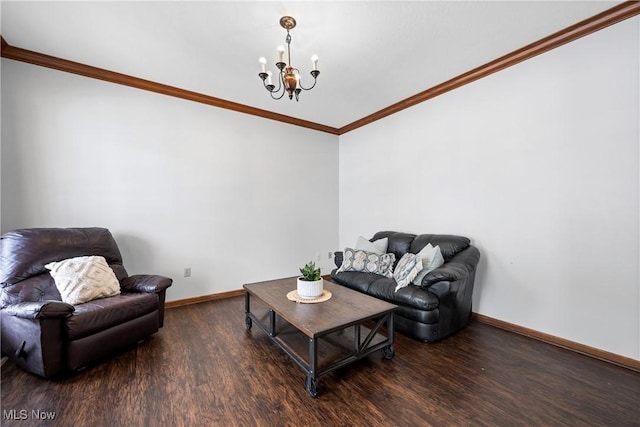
[410, 234, 470, 262]
[372, 231, 416, 267]
[372, 231, 471, 263]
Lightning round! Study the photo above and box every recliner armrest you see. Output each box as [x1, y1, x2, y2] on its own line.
[3, 301, 75, 319]
[420, 246, 480, 288]
[120, 275, 173, 294]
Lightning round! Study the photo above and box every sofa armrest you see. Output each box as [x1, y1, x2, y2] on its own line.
[120, 275, 173, 294]
[2, 301, 75, 319]
[333, 251, 344, 269]
[420, 246, 480, 288]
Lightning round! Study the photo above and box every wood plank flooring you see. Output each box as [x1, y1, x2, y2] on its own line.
[2, 295, 639, 426]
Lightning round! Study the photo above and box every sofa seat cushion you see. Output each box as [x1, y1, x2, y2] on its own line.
[366, 277, 439, 311]
[66, 293, 158, 340]
[331, 271, 382, 293]
[332, 271, 439, 311]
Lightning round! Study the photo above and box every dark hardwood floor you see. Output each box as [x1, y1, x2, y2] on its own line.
[2, 295, 639, 426]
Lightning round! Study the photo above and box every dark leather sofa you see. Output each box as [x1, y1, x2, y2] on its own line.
[0, 227, 172, 377]
[331, 231, 480, 342]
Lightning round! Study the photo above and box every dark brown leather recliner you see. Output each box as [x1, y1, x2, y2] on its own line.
[0, 227, 172, 378]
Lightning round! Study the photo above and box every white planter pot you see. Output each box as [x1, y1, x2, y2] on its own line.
[297, 277, 324, 298]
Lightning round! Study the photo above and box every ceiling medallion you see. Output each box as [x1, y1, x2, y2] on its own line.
[258, 16, 320, 101]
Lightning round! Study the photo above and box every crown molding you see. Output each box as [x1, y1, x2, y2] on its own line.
[0, 38, 340, 135]
[337, 1, 640, 134]
[1, 2, 639, 136]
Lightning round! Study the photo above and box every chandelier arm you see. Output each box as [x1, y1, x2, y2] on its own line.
[268, 70, 288, 100]
[297, 77, 318, 91]
[270, 89, 286, 100]
[272, 70, 284, 93]
[261, 69, 282, 94]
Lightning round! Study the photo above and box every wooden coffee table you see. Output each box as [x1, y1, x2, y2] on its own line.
[243, 277, 397, 397]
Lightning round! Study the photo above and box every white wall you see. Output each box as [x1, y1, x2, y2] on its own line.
[2, 15, 638, 362]
[1, 60, 339, 302]
[339, 18, 639, 360]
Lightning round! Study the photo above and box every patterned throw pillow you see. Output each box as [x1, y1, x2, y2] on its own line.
[393, 253, 423, 291]
[45, 255, 121, 305]
[412, 243, 445, 287]
[337, 247, 395, 278]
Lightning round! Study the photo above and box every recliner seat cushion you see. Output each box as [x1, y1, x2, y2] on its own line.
[66, 293, 158, 340]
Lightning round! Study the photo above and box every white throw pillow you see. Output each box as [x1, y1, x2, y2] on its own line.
[393, 253, 423, 292]
[45, 255, 121, 305]
[355, 236, 388, 255]
[412, 244, 445, 287]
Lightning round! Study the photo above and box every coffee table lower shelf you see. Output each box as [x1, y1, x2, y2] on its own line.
[244, 293, 395, 397]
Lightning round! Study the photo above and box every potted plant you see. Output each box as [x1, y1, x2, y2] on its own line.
[297, 261, 323, 298]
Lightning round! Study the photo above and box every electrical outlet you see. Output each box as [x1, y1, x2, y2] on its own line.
[328, 251, 333, 259]
[184, 267, 191, 278]
[315, 252, 320, 262]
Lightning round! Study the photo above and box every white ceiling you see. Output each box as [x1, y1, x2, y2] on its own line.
[1, 1, 622, 129]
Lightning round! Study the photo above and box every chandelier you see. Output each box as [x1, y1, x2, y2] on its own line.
[258, 16, 320, 101]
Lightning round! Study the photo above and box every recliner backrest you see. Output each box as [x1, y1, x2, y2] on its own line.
[0, 227, 126, 308]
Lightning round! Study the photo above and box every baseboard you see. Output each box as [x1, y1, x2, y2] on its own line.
[165, 289, 245, 309]
[165, 290, 639, 372]
[167, 277, 335, 308]
[472, 313, 640, 373]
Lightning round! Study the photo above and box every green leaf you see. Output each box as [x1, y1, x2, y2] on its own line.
[299, 260, 321, 281]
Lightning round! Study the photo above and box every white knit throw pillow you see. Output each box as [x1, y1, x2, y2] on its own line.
[45, 255, 121, 305]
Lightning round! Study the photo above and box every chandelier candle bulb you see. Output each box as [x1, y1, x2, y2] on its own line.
[312, 55, 319, 71]
[266, 71, 272, 86]
[277, 46, 285, 63]
[259, 57, 266, 73]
